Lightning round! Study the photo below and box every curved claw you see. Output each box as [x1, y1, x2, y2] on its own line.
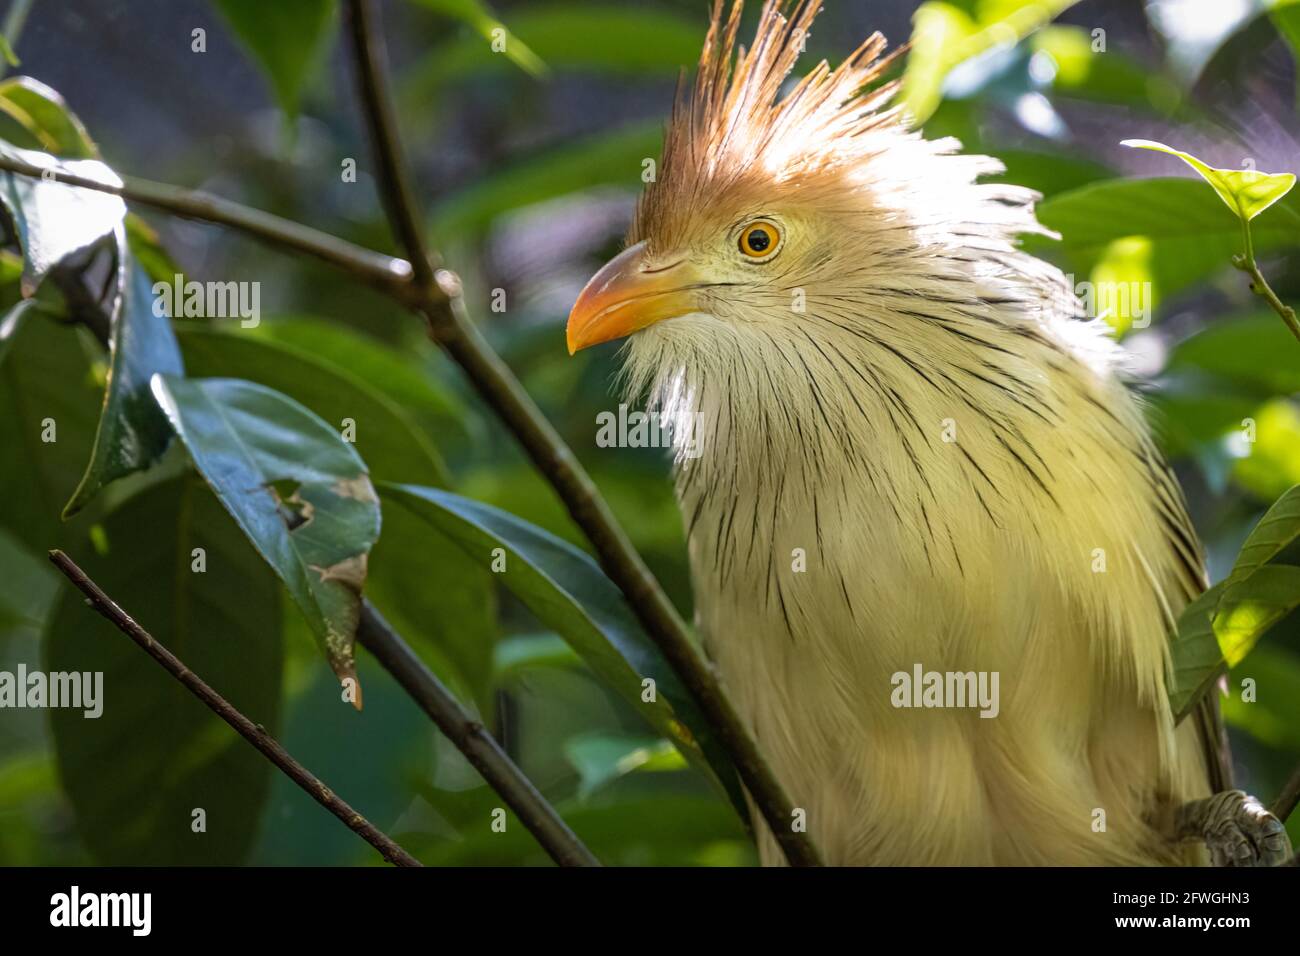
[1177, 790, 1292, 867]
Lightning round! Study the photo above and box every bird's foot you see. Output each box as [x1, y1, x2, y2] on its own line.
[1176, 790, 1292, 866]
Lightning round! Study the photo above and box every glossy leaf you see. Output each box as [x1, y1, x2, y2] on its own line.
[0, 312, 102, 552]
[64, 245, 185, 517]
[213, 0, 337, 119]
[176, 324, 448, 486]
[0, 76, 96, 158]
[46, 476, 283, 864]
[1122, 139, 1296, 223]
[152, 376, 381, 692]
[380, 482, 746, 818]
[0, 141, 125, 297]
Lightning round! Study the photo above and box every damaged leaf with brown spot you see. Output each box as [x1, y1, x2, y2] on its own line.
[150, 375, 381, 703]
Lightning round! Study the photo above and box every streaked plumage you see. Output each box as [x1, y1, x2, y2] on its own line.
[571, 0, 1231, 865]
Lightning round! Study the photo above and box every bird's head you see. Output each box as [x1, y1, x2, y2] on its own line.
[567, 0, 908, 357]
[566, 0, 1082, 474]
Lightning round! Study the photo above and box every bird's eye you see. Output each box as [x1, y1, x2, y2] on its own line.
[738, 220, 782, 261]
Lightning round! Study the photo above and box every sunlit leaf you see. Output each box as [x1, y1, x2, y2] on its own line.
[1089, 235, 1155, 336]
[1122, 139, 1297, 222]
[0, 77, 95, 158]
[152, 376, 380, 693]
[1214, 564, 1300, 666]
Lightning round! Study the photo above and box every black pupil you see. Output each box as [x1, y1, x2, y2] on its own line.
[746, 229, 771, 253]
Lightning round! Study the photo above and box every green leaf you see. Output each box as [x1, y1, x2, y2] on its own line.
[252, 317, 471, 439]
[0, 525, 57, 643]
[403, 794, 751, 866]
[0, 312, 102, 551]
[0, 77, 96, 158]
[409, 0, 545, 78]
[1169, 580, 1228, 721]
[176, 323, 448, 486]
[0, 32, 18, 69]
[1122, 139, 1297, 222]
[1213, 565, 1300, 667]
[407, 2, 696, 96]
[252, 658, 433, 865]
[0, 141, 126, 297]
[213, 0, 337, 119]
[45, 475, 283, 864]
[1233, 399, 1300, 502]
[151, 376, 381, 691]
[431, 122, 662, 238]
[0, 296, 42, 368]
[1222, 643, 1300, 752]
[380, 482, 746, 819]
[64, 248, 185, 517]
[1224, 485, 1300, 589]
[1166, 314, 1300, 398]
[366, 494, 497, 709]
[493, 632, 581, 679]
[1034, 177, 1300, 305]
[900, 0, 1081, 124]
[564, 732, 685, 799]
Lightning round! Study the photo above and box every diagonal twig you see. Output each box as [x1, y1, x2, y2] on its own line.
[48, 549, 422, 868]
[357, 603, 600, 866]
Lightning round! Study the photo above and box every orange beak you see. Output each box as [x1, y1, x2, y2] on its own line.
[566, 241, 702, 354]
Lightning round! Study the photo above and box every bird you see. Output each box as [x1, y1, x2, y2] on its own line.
[565, 0, 1291, 865]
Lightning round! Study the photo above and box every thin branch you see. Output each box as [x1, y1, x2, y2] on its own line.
[0, 155, 417, 298]
[1271, 762, 1300, 824]
[1233, 219, 1300, 343]
[340, 0, 821, 867]
[47, 549, 422, 868]
[342, 0, 435, 291]
[357, 602, 600, 866]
